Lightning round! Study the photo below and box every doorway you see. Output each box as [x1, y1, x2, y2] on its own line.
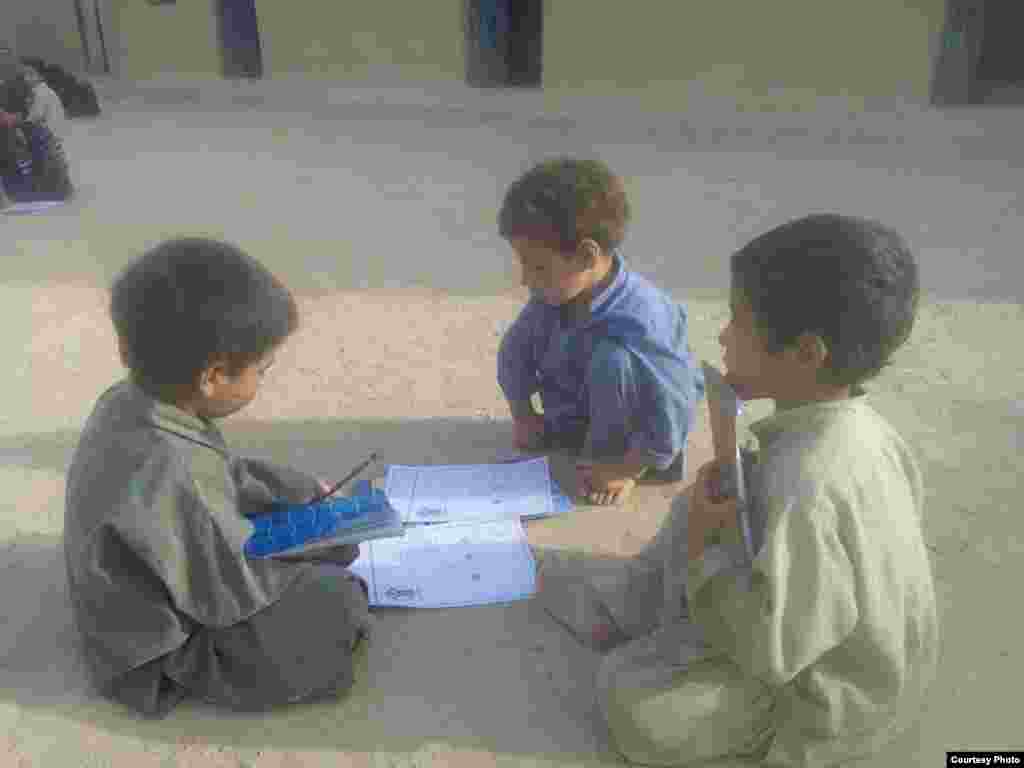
[466, 0, 542, 88]
[972, 0, 1024, 104]
[932, 0, 1024, 105]
[215, 0, 263, 79]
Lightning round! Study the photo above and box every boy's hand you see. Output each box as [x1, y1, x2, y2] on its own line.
[304, 477, 332, 504]
[513, 414, 546, 451]
[688, 460, 739, 560]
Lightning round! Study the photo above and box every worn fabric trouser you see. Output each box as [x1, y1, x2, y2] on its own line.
[538, 338, 695, 483]
[542, 419, 685, 484]
[108, 562, 371, 719]
[536, 490, 775, 765]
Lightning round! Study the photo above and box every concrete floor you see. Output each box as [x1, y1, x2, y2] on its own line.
[25, 75, 1024, 305]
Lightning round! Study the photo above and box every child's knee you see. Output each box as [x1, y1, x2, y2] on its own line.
[315, 566, 373, 642]
[599, 651, 775, 765]
[597, 649, 674, 765]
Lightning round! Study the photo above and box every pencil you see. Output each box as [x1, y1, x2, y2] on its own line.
[307, 452, 379, 504]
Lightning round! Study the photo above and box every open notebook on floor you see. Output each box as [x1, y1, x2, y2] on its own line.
[347, 517, 536, 608]
[254, 458, 569, 607]
[384, 456, 573, 525]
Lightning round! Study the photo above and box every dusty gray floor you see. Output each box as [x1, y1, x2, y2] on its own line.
[12, 76, 1024, 304]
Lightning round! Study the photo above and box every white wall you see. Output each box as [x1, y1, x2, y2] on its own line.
[253, 0, 464, 81]
[543, 0, 947, 111]
[105, 0, 222, 80]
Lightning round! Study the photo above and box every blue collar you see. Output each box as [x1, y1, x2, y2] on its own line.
[558, 249, 628, 327]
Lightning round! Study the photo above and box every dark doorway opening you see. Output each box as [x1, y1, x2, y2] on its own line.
[215, 0, 263, 79]
[932, 0, 1024, 105]
[973, 0, 1024, 104]
[466, 0, 542, 88]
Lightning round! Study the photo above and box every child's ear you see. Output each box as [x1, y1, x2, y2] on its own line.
[577, 239, 600, 270]
[116, 335, 131, 368]
[197, 366, 217, 398]
[796, 334, 830, 368]
[197, 360, 230, 397]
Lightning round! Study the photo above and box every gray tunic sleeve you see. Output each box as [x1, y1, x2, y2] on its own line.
[108, 449, 302, 630]
[232, 456, 321, 513]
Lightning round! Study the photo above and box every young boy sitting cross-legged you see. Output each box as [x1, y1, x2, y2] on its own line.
[64, 238, 372, 718]
[497, 156, 705, 505]
[538, 213, 939, 766]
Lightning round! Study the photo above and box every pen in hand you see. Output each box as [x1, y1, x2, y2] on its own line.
[307, 452, 379, 505]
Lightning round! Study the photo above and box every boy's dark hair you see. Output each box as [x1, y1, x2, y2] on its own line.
[498, 156, 631, 255]
[110, 238, 299, 402]
[731, 213, 920, 389]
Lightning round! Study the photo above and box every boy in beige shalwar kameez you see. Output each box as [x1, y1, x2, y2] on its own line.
[537, 214, 939, 766]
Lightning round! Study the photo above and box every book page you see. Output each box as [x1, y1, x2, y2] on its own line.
[385, 458, 554, 524]
[347, 519, 537, 608]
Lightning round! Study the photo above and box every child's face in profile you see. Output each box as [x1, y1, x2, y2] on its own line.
[718, 289, 776, 401]
[510, 238, 597, 306]
[719, 286, 848, 408]
[192, 349, 277, 420]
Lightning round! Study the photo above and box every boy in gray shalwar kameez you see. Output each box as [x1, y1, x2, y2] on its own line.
[64, 238, 372, 718]
[538, 214, 939, 766]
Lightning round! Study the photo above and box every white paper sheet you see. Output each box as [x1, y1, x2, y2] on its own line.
[385, 457, 555, 524]
[348, 518, 537, 608]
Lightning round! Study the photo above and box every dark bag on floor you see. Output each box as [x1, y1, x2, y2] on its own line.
[20, 57, 101, 118]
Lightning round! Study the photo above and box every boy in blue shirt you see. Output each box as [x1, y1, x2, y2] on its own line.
[497, 157, 705, 505]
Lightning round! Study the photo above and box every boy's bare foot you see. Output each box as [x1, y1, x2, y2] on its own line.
[576, 462, 641, 506]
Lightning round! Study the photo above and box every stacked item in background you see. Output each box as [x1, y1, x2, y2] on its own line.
[20, 57, 101, 118]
